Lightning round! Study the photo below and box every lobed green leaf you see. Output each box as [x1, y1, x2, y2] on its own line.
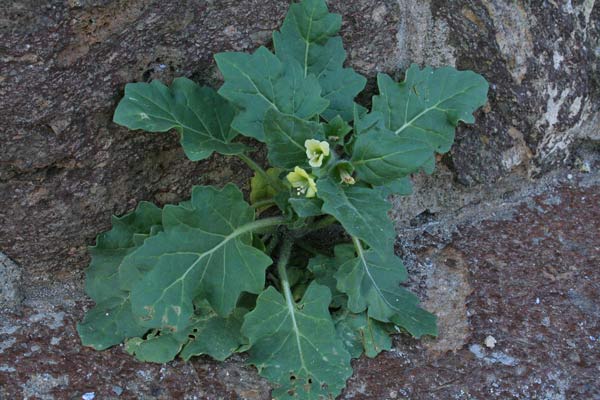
[335, 238, 437, 337]
[273, 0, 366, 121]
[242, 283, 352, 400]
[215, 47, 328, 141]
[180, 307, 248, 361]
[373, 65, 489, 155]
[127, 184, 275, 332]
[113, 78, 247, 161]
[317, 178, 396, 254]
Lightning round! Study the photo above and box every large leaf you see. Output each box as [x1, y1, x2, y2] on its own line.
[335, 311, 393, 358]
[376, 177, 413, 197]
[264, 109, 325, 169]
[180, 307, 247, 361]
[85, 201, 162, 302]
[335, 238, 437, 338]
[372, 65, 488, 154]
[113, 78, 247, 161]
[317, 178, 396, 254]
[242, 283, 352, 400]
[215, 47, 328, 141]
[127, 184, 276, 332]
[77, 296, 148, 350]
[273, 0, 366, 121]
[351, 112, 433, 186]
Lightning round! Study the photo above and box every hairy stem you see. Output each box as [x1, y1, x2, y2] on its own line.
[247, 216, 287, 235]
[265, 232, 281, 255]
[276, 237, 295, 307]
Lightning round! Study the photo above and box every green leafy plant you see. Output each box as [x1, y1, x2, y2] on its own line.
[78, 0, 488, 398]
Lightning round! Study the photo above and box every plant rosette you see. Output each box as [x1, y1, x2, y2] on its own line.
[78, 0, 488, 398]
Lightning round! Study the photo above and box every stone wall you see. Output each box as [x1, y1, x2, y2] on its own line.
[1, 1, 599, 398]
[1, 0, 598, 290]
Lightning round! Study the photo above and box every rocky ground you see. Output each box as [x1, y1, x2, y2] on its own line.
[1, 169, 598, 399]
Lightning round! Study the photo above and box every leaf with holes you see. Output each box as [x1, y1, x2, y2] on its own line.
[78, 295, 149, 350]
[125, 330, 188, 363]
[273, 0, 366, 121]
[127, 184, 278, 332]
[372, 65, 488, 154]
[216, 47, 328, 141]
[242, 283, 352, 400]
[113, 78, 248, 161]
[180, 307, 248, 361]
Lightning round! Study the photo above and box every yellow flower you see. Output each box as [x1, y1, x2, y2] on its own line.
[304, 139, 330, 168]
[286, 166, 318, 198]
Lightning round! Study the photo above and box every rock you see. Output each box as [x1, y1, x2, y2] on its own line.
[1, 0, 598, 284]
[485, 335, 497, 349]
[0, 253, 23, 310]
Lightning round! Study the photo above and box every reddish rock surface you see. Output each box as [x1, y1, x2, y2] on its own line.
[2, 177, 598, 399]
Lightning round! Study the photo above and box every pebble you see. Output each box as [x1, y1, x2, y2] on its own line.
[112, 385, 123, 396]
[484, 335, 497, 349]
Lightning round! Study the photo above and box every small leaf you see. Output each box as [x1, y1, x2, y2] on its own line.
[273, 0, 366, 121]
[317, 178, 396, 254]
[264, 109, 325, 169]
[125, 331, 186, 363]
[372, 65, 488, 154]
[335, 311, 393, 358]
[77, 296, 148, 350]
[180, 308, 247, 361]
[324, 115, 352, 145]
[127, 184, 275, 332]
[390, 305, 438, 339]
[215, 47, 328, 141]
[113, 78, 247, 161]
[85, 201, 162, 303]
[335, 239, 437, 337]
[250, 167, 283, 205]
[242, 283, 352, 400]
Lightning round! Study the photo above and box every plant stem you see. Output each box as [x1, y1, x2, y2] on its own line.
[265, 232, 281, 255]
[276, 236, 295, 306]
[247, 216, 287, 235]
